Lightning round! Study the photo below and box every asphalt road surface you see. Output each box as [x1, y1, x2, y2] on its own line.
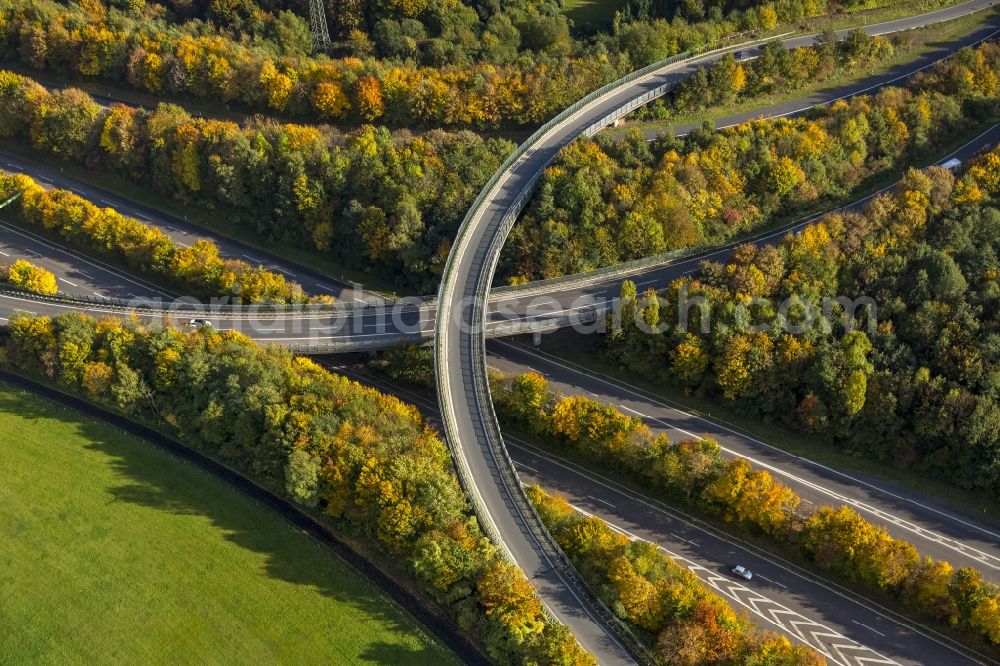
[0, 156, 378, 303]
[1, 118, 998, 657]
[433, 2, 1000, 661]
[332, 363, 987, 666]
[629, 9, 1000, 139]
[1, 3, 998, 310]
[2, 121, 999, 339]
[3, 4, 1000, 660]
[488, 338, 1000, 585]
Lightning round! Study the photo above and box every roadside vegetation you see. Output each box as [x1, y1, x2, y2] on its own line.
[1, 39, 998, 291]
[0, 381, 455, 665]
[627, 15, 987, 128]
[491, 368, 1000, 654]
[0, 68, 512, 292]
[0, 173, 313, 302]
[1, 257, 56, 294]
[0, 314, 594, 665]
[527, 485, 826, 666]
[370, 344, 1000, 654]
[603, 149, 1000, 500]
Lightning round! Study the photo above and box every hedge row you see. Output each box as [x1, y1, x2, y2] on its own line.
[1, 312, 597, 664]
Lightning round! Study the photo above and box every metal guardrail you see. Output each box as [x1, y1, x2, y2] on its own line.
[433, 47, 701, 554]
[434, 10, 1000, 650]
[0, 286, 400, 316]
[434, 43, 715, 664]
[4, 4, 996, 328]
[285, 332, 429, 354]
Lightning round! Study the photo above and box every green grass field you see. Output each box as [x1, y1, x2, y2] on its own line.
[0, 382, 456, 665]
[562, 0, 621, 29]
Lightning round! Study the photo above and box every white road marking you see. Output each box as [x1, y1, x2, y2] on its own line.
[57, 278, 78, 287]
[853, 620, 886, 637]
[586, 495, 616, 508]
[755, 574, 788, 589]
[498, 340, 1000, 570]
[568, 501, 898, 666]
[134, 212, 152, 221]
[100, 200, 114, 206]
[515, 461, 539, 474]
[667, 531, 700, 546]
[36, 175, 52, 184]
[0, 225, 168, 294]
[242, 254, 264, 264]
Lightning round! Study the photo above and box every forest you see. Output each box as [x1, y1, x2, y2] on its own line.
[0, 40, 997, 290]
[0, 312, 596, 665]
[0, 68, 513, 291]
[603, 144, 1000, 500]
[0, 0, 927, 128]
[506, 41, 1000, 280]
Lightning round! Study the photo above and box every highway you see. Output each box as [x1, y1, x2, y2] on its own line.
[432, 1, 1000, 661]
[488, 339, 1000, 584]
[1, 4, 998, 311]
[3, 121, 1000, 340]
[629, 9, 1000, 139]
[2, 112, 998, 578]
[330, 362, 985, 666]
[0, 157, 379, 303]
[2, 3, 1000, 661]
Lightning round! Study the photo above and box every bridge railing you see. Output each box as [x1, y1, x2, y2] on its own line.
[0, 286, 405, 316]
[434, 43, 727, 664]
[433, 46, 703, 557]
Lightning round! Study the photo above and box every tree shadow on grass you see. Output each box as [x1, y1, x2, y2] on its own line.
[0, 386, 453, 665]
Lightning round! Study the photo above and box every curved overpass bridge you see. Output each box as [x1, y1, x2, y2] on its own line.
[431, 0, 1000, 660]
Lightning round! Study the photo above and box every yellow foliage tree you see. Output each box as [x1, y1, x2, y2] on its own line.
[355, 76, 384, 121]
[476, 561, 546, 641]
[4, 258, 57, 295]
[311, 81, 350, 120]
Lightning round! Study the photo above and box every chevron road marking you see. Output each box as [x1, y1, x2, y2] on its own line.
[572, 503, 899, 666]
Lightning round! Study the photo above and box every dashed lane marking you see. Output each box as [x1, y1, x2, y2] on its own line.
[586, 495, 616, 508]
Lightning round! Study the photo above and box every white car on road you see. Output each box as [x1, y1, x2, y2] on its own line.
[732, 565, 753, 581]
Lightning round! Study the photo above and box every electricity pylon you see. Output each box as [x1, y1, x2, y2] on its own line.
[309, 0, 331, 53]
